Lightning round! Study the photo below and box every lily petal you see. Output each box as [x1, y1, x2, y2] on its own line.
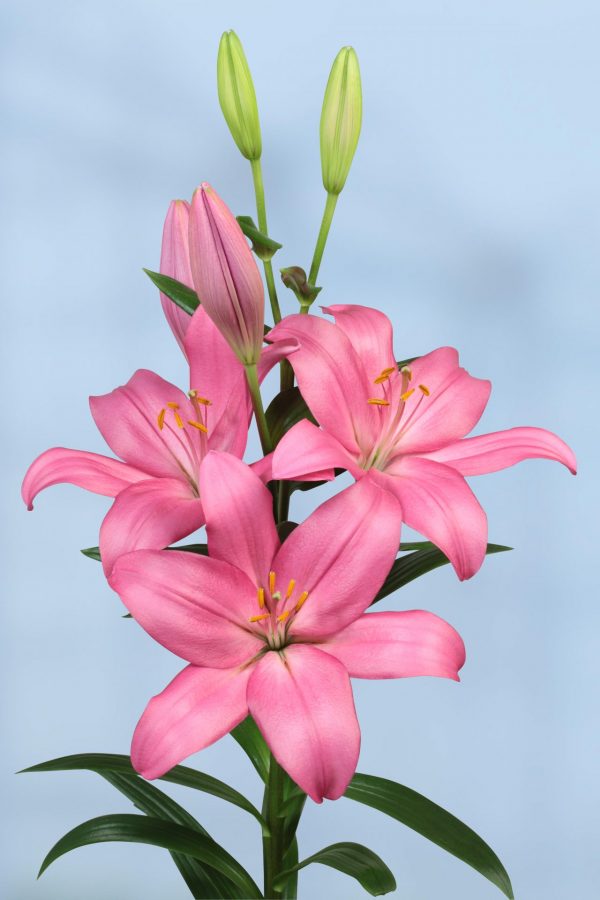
[109, 549, 263, 667]
[160, 199, 194, 354]
[375, 457, 487, 581]
[199, 452, 280, 586]
[422, 426, 577, 476]
[247, 645, 360, 803]
[267, 314, 376, 454]
[273, 419, 359, 481]
[131, 664, 251, 780]
[274, 477, 401, 639]
[21, 448, 147, 510]
[321, 610, 466, 680]
[323, 304, 396, 382]
[100, 477, 205, 576]
[90, 369, 200, 480]
[257, 338, 300, 383]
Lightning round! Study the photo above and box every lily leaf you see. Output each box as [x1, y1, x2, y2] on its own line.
[81, 543, 209, 563]
[237, 215, 282, 261]
[281, 836, 299, 899]
[373, 543, 512, 603]
[274, 842, 396, 896]
[143, 269, 200, 316]
[345, 773, 513, 898]
[38, 813, 262, 898]
[230, 716, 270, 783]
[265, 387, 317, 448]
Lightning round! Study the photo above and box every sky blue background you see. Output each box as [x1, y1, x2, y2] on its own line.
[2, 1, 598, 898]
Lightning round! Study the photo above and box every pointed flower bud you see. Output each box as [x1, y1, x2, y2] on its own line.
[320, 47, 362, 195]
[189, 183, 264, 365]
[217, 30, 262, 161]
[160, 200, 194, 355]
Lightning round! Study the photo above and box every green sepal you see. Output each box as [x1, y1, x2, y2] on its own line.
[37, 813, 262, 898]
[143, 268, 200, 316]
[280, 266, 321, 309]
[345, 773, 513, 898]
[274, 841, 396, 896]
[237, 215, 282, 261]
[373, 542, 512, 603]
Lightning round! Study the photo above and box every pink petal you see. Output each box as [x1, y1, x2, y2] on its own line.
[257, 337, 299, 383]
[189, 184, 264, 365]
[267, 314, 376, 455]
[247, 645, 360, 803]
[109, 549, 264, 667]
[132, 664, 251, 779]
[273, 476, 401, 639]
[422, 426, 577, 476]
[90, 369, 202, 481]
[99, 477, 205, 576]
[323, 304, 396, 382]
[160, 199, 194, 355]
[21, 448, 147, 510]
[321, 610, 466, 680]
[199, 452, 280, 585]
[394, 348, 491, 455]
[376, 457, 488, 581]
[184, 306, 251, 459]
[273, 419, 360, 481]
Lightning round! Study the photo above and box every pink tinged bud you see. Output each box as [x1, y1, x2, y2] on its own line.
[188, 183, 264, 365]
[160, 200, 194, 354]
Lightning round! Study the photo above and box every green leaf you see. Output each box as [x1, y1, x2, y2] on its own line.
[81, 542, 209, 564]
[21, 753, 264, 829]
[81, 546, 101, 561]
[38, 813, 262, 897]
[265, 387, 317, 448]
[274, 842, 396, 896]
[237, 215, 282, 261]
[100, 771, 240, 898]
[231, 716, 270, 783]
[373, 543, 512, 603]
[144, 269, 200, 316]
[345, 773, 513, 898]
[281, 836, 299, 899]
[396, 356, 418, 369]
[276, 521, 299, 542]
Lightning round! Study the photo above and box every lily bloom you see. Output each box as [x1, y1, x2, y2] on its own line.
[188, 183, 264, 366]
[269, 305, 577, 581]
[109, 452, 465, 803]
[159, 199, 195, 355]
[22, 308, 258, 576]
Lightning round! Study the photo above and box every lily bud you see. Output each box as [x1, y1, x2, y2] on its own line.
[160, 200, 194, 355]
[320, 47, 362, 195]
[217, 30, 262, 161]
[188, 183, 264, 366]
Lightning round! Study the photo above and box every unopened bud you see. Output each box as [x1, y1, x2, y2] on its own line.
[217, 31, 262, 161]
[320, 47, 362, 195]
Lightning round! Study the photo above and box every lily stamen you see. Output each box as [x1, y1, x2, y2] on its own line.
[295, 590, 309, 612]
[187, 420, 208, 433]
[368, 398, 390, 406]
[157, 409, 166, 430]
[249, 613, 270, 623]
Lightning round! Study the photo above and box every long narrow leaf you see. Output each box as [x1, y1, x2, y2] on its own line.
[345, 773, 513, 898]
[144, 269, 199, 315]
[231, 717, 270, 783]
[38, 813, 262, 897]
[373, 543, 512, 603]
[274, 842, 396, 896]
[81, 542, 208, 563]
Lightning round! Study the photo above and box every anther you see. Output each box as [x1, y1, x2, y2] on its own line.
[157, 408, 166, 430]
[400, 388, 415, 402]
[368, 398, 391, 406]
[166, 402, 180, 409]
[173, 411, 184, 428]
[189, 390, 211, 405]
[249, 613, 270, 623]
[285, 579, 296, 600]
[269, 571, 276, 593]
[295, 591, 309, 612]
[418, 384, 430, 396]
[187, 419, 208, 433]
[257, 587, 265, 609]
[277, 610, 291, 623]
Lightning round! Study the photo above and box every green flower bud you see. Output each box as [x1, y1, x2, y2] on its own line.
[320, 47, 362, 195]
[217, 30, 262, 161]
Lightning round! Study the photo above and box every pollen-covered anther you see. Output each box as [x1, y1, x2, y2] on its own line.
[187, 420, 208, 433]
[157, 408, 166, 430]
[418, 383, 430, 396]
[295, 591, 309, 612]
[189, 390, 212, 405]
[173, 411, 184, 428]
[277, 610, 291, 623]
[400, 388, 415, 402]
[374, 366, 396, 384]
[269, 571, 276, 593]
[368, 398, 391, 406]
[285, 579, 296, 600]
[249, 613, 270, 623]
[257, 587, 265, 609]
[166, 402, 180, 409]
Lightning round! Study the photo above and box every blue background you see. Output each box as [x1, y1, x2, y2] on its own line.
[2, 1, 597, 897]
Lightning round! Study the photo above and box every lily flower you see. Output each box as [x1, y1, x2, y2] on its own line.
[22, 309, 258, 576]
[109, 452, 465, 803]
[159, 199, 194, 355]
[269, 305, 577, 581]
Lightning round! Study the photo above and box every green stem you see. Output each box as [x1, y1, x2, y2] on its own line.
[244, 363, 272, 456]
[250, 158, 282, 325]
[308, 191, 338, 287]
[263, 753, 285, 899]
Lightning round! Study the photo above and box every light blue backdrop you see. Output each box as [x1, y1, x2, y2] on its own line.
[2, 1, 597, 898]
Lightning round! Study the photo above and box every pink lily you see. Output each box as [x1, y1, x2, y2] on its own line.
[109, 452, 465, 803]
[188, 183, 265, 366]
[159, 199, 194, 355]
[269, 305, 577, 581]
[22, 308, 259, 576]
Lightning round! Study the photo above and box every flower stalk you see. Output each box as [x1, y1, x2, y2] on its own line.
[244, 363, 273, 455]
[308, 191, 339, 293]
[263, 752, 286, 899]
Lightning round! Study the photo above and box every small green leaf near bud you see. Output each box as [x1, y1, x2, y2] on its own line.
[280, 266, 321, 309]
[320, 47, 362, 195]
[236, 216, 282, 261]
[217, 31, 262, 161]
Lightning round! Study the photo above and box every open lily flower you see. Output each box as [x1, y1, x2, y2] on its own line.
[22, 309, 257, 576]
[269, 305, 577, 581]
[109, 452, 465, 803]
